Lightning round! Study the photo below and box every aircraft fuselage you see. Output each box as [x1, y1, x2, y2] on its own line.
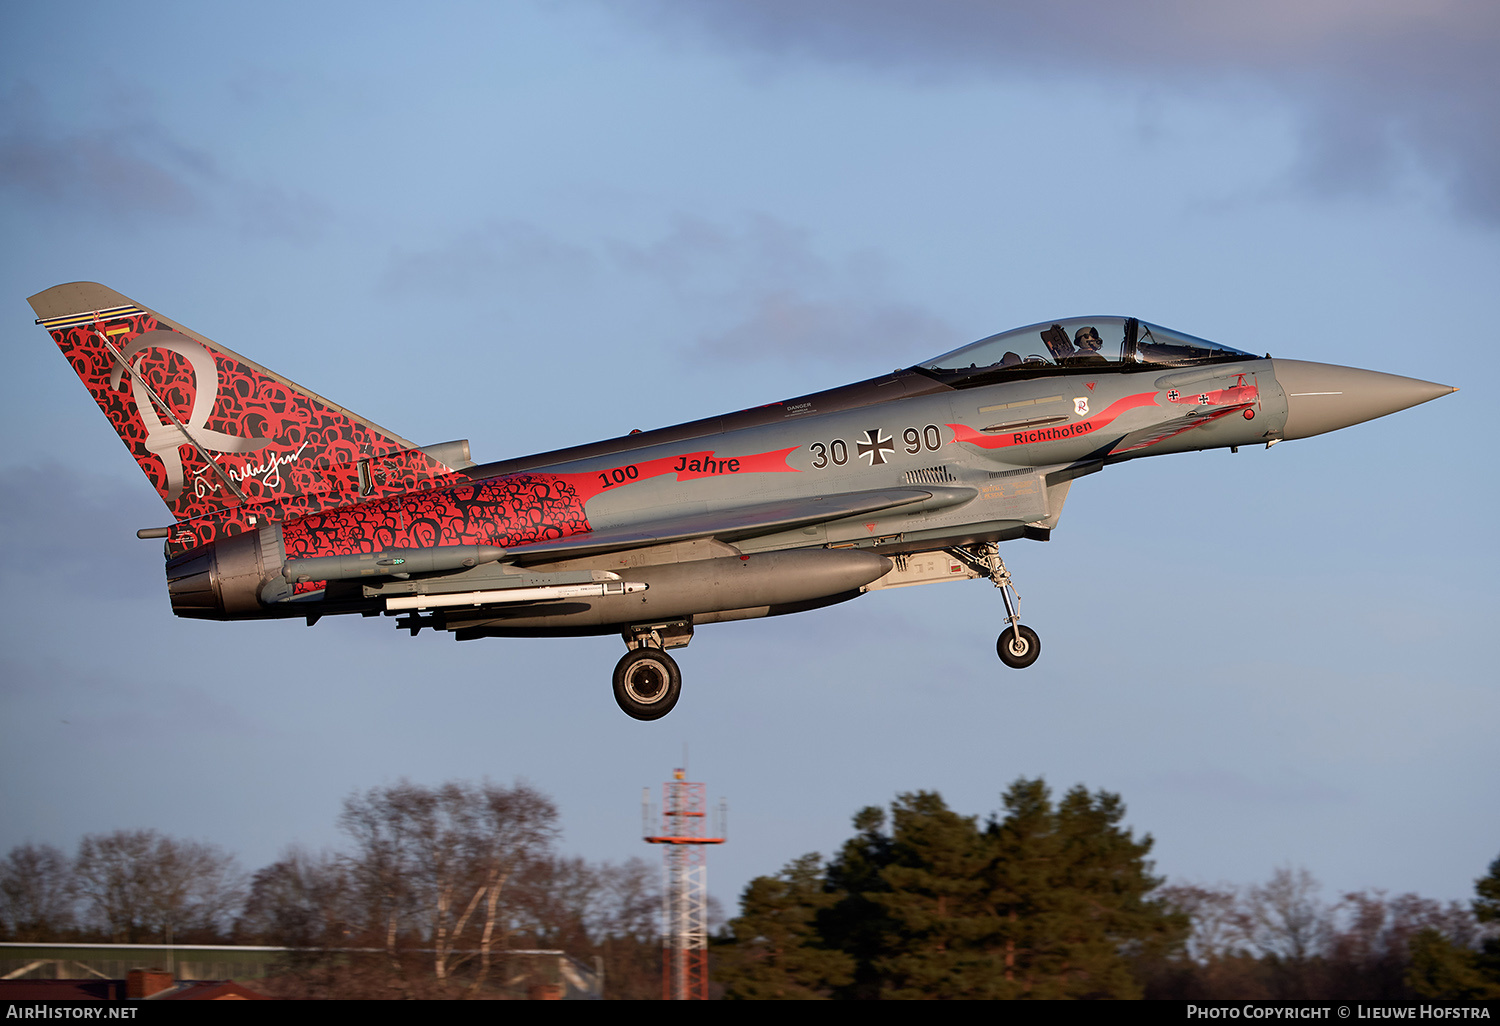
[30, 286, 1455, 718]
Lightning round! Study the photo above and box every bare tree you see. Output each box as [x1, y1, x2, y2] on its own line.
[1324, 889, 1480, 998]
[1150, 869, 1488, 1000]
[338, 780, 559, 992]
[1245, 866, 1332, 964]
[240, 846, 353, 948]
[73, 830, 243, 943]
[593, 857, 662, 942]
[523, 855, 599, 953]
[411, 783, 482, 985]
[511, 853, 665, 998]
[590, 857, 663, 999]
[1157, 883, 1248, 962]
[0, 844, 75, 940]
[339, 785, 420, 969]
[469, 783, 558, 992]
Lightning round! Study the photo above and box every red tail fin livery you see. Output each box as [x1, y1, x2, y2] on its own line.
[30, 282, 466, 552]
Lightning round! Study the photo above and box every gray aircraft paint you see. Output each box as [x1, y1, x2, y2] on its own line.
[29, 285, 1456, 717]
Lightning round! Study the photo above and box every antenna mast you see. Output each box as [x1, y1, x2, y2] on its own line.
[643, 767, 726, 1000]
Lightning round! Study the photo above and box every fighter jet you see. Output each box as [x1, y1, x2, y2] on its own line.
[29, 282, 1456, 719]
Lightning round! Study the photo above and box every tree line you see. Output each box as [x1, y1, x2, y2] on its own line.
[712, 779, 1499, 1001]
[5, 776, 1495, 999]
[0, 781, 664, 998]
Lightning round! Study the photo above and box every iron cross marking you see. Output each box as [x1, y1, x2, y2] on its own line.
[857, 428, 895, 466]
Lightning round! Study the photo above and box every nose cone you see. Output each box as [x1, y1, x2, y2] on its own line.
[1271, 359, 1457, 440]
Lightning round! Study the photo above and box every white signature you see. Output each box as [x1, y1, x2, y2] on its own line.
[195, 440, 311, 497]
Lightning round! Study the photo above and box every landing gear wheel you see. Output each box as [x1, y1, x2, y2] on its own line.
[612, 648, 682, 721]
[996, 625, 1041, 669]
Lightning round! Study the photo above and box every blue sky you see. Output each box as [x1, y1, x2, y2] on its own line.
[2, 1, 1495, 918]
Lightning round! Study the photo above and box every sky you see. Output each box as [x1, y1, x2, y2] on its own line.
[1, 0, 1496, 923]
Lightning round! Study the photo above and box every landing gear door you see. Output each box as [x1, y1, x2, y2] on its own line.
[975, 469, 1051, 525]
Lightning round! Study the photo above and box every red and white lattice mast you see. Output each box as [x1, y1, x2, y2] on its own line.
[643, 768, 725, 1000]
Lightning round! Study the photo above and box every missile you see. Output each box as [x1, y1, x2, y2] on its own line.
[385, 579, 649, 612]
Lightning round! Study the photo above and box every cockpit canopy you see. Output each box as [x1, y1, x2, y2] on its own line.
[914, 317, 1257, 388]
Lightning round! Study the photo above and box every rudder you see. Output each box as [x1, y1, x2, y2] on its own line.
[29, 282, 467, 553]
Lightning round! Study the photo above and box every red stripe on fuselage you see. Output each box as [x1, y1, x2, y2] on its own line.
[1109, 403, 1255, 455]
[280, 445, 802, 560]
[948, 391, 1160, 450]
[562, 445, 800, 502]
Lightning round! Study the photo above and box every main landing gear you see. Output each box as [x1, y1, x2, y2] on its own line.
[613, 648, 681, 720]
[949, 543, 1041, 669]
[613, 620, 693, 721]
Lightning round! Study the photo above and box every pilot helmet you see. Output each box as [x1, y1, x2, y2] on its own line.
[1074, 326, 1103, 351]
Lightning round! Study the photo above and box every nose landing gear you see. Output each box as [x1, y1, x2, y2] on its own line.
[996, 623, 1041, 669]
[949, 543, 1042, 669]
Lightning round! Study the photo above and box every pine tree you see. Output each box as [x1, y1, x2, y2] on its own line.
[722, 778, 1185, 999]
[718, 854, 853, 1000]
[1476, 854, 1500, 985]
[820, 805, 898, 999]
[1407, 930, 1500, 1000]
[1408, 853, 1500, 1000]
[987, 778, 1068, 998]
[986, 779, 1186, 999]
[870, 792, 1006, 999]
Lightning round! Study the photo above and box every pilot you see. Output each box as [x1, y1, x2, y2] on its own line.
[1069, 326, 1109, 364]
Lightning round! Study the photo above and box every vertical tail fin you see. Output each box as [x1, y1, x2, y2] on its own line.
[29, 282, 466, 550]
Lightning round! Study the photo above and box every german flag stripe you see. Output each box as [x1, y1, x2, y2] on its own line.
[35, 305, 147, 330]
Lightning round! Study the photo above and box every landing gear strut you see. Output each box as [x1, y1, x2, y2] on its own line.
[613, 620, 693, 720]
[948, 543, 1042, 669]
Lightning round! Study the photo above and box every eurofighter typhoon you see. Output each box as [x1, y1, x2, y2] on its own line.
[30, 283, 1456, 719]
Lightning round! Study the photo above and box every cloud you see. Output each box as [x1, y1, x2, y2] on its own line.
[0, 127, 209, 221]
[231, 182, 337, 244]
[382, 213, 955, 363]
[0, 82, 214, 220]
[0, 464, 165, 599]
[0, 82, 334, 238]
[379, 219, 598, 297]
[614, 0, 1500, 226]
[692, 289, 952, 364]
[609, 214, 956, 362]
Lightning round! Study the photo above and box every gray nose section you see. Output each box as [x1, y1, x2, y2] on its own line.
[1271, 359, 1456, 440]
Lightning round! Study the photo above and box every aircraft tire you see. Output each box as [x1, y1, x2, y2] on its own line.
[612, 648, 682, 720]
[996, 625, 1041, 669]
